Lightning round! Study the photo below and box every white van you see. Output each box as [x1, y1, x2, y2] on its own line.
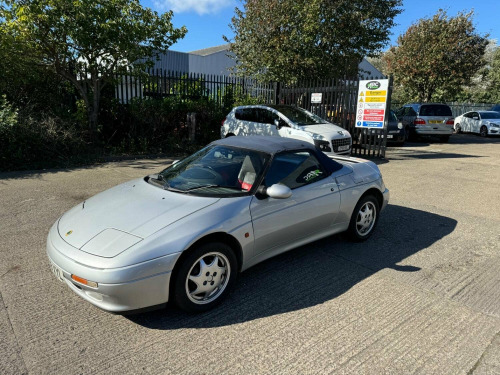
[221, 105, 352, 155]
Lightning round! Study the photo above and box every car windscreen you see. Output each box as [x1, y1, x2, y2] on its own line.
[389, 111, 398, 122]
[155, 145, 269, 196]
[269, 106, 327, 125]
[419, 105, 452, 117]
[480, 112, 500, 119]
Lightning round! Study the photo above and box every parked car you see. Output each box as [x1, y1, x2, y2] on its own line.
[454, 111, 500, 137]
[221, 105, 352, 155]
[47, 136, 389, 313]
[395, 103, 454, 142]
[358, 110, 405, 146]
[386, 110, 405, 145]
[489, 104, 500, 113]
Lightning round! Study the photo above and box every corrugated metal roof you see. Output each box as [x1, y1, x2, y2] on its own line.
[189, 44, 231, 56]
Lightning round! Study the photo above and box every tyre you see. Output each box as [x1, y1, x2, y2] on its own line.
[480, 126, 488, 137]
[440, 136, 450, 143]
[455, 124, 461, 134]
[225, 133, 235, 138]
[346, 195, 380, 242]
[172, 242, 238, 313]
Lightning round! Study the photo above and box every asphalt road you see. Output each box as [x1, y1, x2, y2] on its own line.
[1, 133, 499, 375]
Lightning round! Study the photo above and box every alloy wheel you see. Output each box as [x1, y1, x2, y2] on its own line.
[185, 252, 230, 305]
[355, 201, 377, 236]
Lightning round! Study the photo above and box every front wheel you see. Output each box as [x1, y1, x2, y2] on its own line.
[172, 242, 238, 313]
[346, 195, 380, 242]
[480, 126, 488, 137]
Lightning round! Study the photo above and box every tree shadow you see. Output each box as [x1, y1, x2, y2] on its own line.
[0, 157, 176, 180]
[127, 204, 457, 329]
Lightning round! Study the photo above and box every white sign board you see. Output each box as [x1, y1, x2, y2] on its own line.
[355, 79, 389, 128]
[311, 93, 322, 103]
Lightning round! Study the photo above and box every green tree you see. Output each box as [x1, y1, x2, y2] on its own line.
[487, 46, 500, 103]
[225, 0, 402, 82]
[384, 10, 488, 103]
[1, 0, 186, 133]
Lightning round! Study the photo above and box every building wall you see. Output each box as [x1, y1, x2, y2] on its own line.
[149, 49, 384, 78]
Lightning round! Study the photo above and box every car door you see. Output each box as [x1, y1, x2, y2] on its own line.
[470, 112, 480, 133]
[249, 150, 340, 257]
[460, 112, 471, 132]
[251, 108, 280, 137]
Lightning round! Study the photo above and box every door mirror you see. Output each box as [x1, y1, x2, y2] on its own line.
[473, 116, 479, 120]
[266, 184, 292, 199]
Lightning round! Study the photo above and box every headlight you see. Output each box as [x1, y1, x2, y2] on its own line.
[490, 123, 500, 128]
[314, 139, 332, 152]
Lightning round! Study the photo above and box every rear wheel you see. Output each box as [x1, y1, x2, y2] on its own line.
[346, 195, 380, 242]
[480, 126, 488, 137]
[455, 124, 462, 134]
[172, 242, 238, 313]
[225, 133, 235, 138]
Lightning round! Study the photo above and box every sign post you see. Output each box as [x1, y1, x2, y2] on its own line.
[355, 79, 389, 129]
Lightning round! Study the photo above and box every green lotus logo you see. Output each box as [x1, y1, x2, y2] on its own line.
[366, 81, 381, 90]
[65, 230, 73, 236]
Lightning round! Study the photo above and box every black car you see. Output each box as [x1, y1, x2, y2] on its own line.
[386, 110, 405, 146]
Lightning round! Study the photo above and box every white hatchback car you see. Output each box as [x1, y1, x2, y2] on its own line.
[221, 105, 352, 155]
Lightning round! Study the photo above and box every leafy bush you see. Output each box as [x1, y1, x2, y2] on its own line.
[0, 103, 89, 171]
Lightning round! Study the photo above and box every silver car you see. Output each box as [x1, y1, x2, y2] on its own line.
[396, 103, 454, 142]
[47, 137, 389, 313]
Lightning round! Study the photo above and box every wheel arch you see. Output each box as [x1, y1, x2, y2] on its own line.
[360, 188, 383, 209]
[172, 232, 243, 280]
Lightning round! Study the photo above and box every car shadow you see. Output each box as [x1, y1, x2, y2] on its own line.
[127, 204, 457, 329]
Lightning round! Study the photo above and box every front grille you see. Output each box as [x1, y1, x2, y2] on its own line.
[332, 138, 351, 152]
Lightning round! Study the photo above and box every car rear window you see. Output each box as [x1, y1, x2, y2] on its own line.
[419, 105, 452, 117]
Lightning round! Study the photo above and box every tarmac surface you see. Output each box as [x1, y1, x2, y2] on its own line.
[0, 133, 499, 374]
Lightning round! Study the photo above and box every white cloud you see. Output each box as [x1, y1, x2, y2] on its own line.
[154, 0, 233, 15]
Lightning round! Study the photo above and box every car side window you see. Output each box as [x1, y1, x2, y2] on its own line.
[472, 112, 479, 119]
[264, 151, 326, 189]
[235, 108, 260, 122]
[463, 112, 471, 118]
[405, 107, 417, 116]
[256, 108, 278, 124]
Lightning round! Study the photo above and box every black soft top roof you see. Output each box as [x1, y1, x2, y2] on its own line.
[212, 136, 343, 174]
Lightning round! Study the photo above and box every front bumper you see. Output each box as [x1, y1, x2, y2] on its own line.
[381, 188, 390, 211]
[46, 224, 181, 312]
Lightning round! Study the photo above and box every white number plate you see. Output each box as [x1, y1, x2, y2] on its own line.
[50, 261, 65, 282]
[387, 135, 393, 139]
[338, 145, 350, 151]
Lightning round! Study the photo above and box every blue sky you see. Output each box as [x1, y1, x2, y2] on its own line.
[141, 0, 500, 53]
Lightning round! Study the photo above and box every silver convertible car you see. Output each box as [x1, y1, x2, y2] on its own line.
[47, 137, 389, 313]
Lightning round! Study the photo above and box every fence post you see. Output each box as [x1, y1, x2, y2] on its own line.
[380, 75, 394, 158]
[187, 112, 196, 141]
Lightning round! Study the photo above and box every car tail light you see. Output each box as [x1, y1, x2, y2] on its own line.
[446, 118, 454, 125]
[414, 118, 426, 125]
[221, 117, 226, 127]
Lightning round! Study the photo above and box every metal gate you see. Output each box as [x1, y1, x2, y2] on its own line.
[277, 76, 392, 158]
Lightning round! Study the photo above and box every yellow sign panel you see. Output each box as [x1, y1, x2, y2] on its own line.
[366, 90, 387, 96]
[365, 96, 385, 102]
